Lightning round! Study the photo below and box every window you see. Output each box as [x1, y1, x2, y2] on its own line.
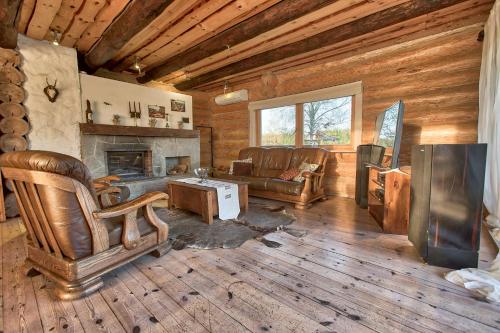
[303, 96, 352, 146]
[249, 82, 362, 150]
[260, 105, 296, 146]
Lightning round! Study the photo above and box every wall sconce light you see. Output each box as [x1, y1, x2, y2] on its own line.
[51, 30, 61, 45]
[133, 56, 142, 75]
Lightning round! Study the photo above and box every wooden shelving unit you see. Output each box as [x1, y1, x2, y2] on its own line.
[367, 164, 411, 235]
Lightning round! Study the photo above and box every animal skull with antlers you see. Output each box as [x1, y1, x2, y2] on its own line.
[44, 77, 59, 103]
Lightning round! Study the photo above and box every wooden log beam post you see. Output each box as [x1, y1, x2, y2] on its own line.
[138, 0, 339, 83]
[84, 0, 175, 69]
[170, 0, 470, 91]
[0, 0, 22, 49]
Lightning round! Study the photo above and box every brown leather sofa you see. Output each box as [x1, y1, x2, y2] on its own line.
[217, 147, 328, 209]
[0, 151, 171, 300]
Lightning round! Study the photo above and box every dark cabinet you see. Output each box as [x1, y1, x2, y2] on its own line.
[408, 144, 487, 269]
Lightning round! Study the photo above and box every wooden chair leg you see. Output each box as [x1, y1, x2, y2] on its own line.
[150, 241, 172, 258]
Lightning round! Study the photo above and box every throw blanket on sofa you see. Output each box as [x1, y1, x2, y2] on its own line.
[176, 178, 240, 220]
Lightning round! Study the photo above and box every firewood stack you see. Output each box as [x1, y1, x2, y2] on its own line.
[0, 47, 29, 218]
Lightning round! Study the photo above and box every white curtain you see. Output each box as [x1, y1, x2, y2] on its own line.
[445, 1, 500, 303]
[479, 0, 500, 231]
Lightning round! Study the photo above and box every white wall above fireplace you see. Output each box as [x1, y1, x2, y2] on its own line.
[79, 74, 193, 129]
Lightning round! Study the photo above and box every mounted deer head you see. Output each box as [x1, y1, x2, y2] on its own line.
[44, 77, 59, 103]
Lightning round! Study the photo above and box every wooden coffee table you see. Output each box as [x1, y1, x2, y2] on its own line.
[167, 179, 248, 224]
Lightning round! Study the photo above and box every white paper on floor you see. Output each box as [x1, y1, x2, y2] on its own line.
[445, 253, 500, 303]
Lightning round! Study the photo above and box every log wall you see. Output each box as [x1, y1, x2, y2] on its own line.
[195, 24, 484, 198]
[191, 91, 213, 168]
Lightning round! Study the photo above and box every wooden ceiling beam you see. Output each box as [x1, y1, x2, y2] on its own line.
[198, 8, 489, 92]
[135, 0, 279, 70]
[139, 0, 342, 83]
[76, 0, 132, 52]
[158, 0, 406, 84]
[198, 12, 488, 92]
[16, 0, 35, 34]
[47, 0, 84, 36]
[60, 0, 107, 47]
[108, 0, 207, 68]
[164, 0, 486, 86]
[0, 0, 22, 49]
[167, 0, 472, 90]
[84, 0, 175, 69]
[26, 0, 63, 40]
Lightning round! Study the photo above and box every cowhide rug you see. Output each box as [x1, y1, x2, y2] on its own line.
[154, 202, 306, 250]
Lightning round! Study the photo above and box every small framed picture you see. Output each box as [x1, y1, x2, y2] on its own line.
[171, 99, 186, 112]
[182, 117, 190, 123]
[148, 105, 166, 118]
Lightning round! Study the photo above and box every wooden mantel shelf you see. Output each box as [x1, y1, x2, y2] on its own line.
[79, 123, 199, 138]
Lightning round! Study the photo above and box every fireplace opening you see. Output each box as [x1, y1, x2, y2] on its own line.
[166, 156, 191, 175]
[106, 150, 152, 179]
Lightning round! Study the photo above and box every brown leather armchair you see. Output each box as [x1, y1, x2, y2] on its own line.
[0, 151, 171, 300]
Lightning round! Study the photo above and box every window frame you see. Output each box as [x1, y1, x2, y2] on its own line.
[249, 82, 362, 152]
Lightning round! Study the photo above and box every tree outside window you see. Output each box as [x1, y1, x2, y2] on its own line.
[375, 102, 399, 147]
[303, 96, 352, 146]
[260, 105, 296, 146]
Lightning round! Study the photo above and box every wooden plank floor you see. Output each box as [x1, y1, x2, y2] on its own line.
[1, 196, 499, 332]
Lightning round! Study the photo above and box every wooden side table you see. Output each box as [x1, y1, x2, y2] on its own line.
[167, 179, 248, 224]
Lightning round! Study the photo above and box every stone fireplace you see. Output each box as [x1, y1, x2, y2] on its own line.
[80, 134, 200, 179]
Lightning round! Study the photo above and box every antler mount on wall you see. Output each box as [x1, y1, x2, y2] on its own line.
[43, 77, 59, 103]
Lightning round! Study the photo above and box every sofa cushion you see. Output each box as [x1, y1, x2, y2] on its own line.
[289, 148, 328, 170]
[293, 162, 320, 182]
[238, 147, 264, 176]
[266, 179, 304, 196]
[232, 161, 252, 176]
[240, 176, 268, 191]
[229, 157, 252, 174]
[279, 168, 300, 181]
[257, 147, 293, 178]
[216, 174, 269, 191]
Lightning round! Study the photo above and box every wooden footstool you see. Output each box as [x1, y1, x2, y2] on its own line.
[167, 179, 249, 224]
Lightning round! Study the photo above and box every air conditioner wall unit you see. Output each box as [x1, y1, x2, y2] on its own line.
[214, 89, 249, 105]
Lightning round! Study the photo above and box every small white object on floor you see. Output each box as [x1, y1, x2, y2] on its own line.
[445, 254, 500, 303]
[176, 178, 240, 220]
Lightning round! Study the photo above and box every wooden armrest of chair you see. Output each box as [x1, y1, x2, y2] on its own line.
[93, 192, 170, 250]
[95, 186, 122, 196]
[93, 175, 121, 189]
[95, 192, 168, 218]
[94, 175, 121, 184]
[95, 186, 122, 208]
